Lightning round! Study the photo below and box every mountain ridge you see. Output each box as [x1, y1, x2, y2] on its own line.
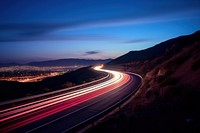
[108, 30, 200, 65]
[0, 58, 112, 67]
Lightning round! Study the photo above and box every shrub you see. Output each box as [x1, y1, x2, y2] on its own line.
[191, 58, 200, 71]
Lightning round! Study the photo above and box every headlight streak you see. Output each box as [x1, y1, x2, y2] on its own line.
[0, 66, 122, 121]
[0, 74, 109, 114]
[0, 72, 122, 122]
[0, 74, 110, 114]
[0, 66, 131, 132]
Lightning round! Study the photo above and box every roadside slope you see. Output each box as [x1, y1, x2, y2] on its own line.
[88, 31, 200, 133]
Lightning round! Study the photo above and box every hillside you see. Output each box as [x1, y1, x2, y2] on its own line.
[88, 31, 200, 133]
[108, 31, 200, 65]
[0, 67, 106, 102]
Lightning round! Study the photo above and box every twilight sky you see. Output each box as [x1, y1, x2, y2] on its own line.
[0, 0, 200, 63]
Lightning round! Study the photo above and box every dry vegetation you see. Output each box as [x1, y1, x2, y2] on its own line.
[87, 38, 200, 132]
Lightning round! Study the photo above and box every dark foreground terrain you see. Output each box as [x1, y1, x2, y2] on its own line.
[0, 67, 106, 102]
[87, 31, 200, 133]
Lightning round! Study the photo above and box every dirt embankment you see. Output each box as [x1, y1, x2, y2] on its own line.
[87, 40, 200, 133]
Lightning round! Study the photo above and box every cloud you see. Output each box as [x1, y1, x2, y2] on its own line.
[124, 39, 151, 44]
[0, 0, 199, 42]
[0, 34, 116, 42]
[84, 51, 100, 55]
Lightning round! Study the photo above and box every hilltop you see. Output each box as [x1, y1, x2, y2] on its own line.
[108, 31, 200, 66]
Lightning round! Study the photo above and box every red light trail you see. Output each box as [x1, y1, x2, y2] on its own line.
[0, 66, 131, 132]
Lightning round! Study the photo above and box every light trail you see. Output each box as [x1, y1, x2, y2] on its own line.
[0, 65, 131, 132]
[0, 66, 121, 117]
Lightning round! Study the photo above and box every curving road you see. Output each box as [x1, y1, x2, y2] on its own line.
[0, 65, 142, 133]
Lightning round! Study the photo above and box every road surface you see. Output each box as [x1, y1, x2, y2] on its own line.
[0, 65, 142, 133]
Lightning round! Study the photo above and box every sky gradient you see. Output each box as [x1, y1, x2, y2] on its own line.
[0, 0, 200, 63]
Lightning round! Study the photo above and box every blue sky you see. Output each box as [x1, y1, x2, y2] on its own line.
[0, 0, 200, 63]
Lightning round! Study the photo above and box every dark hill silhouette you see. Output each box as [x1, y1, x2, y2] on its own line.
[0, 63, 20, 67]
[27, 58, 111, 66]
[108, 31, 200, 65]
[0, 59, 111, 67]
[0, 67, 106, 102]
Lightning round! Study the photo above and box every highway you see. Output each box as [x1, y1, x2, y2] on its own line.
[0, 65, 142, 133]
